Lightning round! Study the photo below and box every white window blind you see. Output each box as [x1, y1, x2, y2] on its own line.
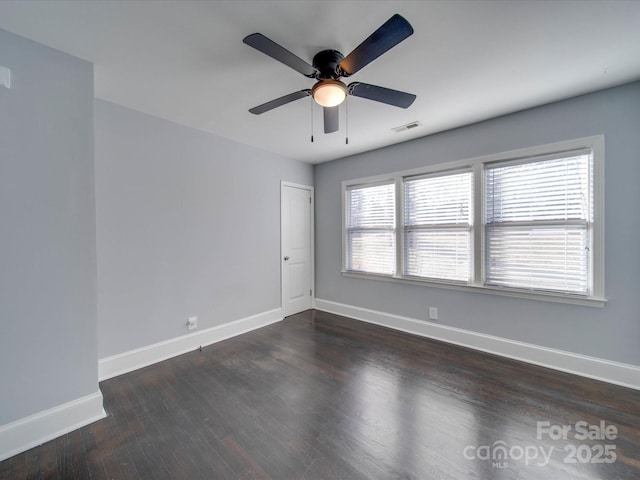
[485, 152, 592, 294]
[404, 171, 473, 282]
[346, 182, 395, 275]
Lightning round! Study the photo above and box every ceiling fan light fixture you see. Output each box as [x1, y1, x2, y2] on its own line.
[312, 80, 347, 107]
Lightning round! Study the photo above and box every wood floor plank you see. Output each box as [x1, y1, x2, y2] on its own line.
[1, 309, 639, 479]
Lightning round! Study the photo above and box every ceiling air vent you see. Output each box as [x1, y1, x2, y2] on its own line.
[391, 121, 421, 133]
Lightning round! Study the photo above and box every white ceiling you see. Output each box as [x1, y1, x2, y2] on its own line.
[1, 1, 639, 164]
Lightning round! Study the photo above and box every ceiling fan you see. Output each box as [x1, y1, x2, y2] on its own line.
[243, 14, 416, 135]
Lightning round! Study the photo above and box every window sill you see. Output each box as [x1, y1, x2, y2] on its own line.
[341, 271, 607, 308]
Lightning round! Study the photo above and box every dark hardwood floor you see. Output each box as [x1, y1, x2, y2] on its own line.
[2, 309, 639, 479]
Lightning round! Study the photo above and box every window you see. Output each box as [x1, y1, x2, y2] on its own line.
[404, 171, 473, 282]
[485, 152, 592, 295]
[342, 136, 604, 306]
[345, 182, 395, 275]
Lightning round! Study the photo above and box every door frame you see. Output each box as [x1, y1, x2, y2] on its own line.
[281, 181, 315, 315]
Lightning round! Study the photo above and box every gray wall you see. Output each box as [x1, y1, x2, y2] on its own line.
[0, 29, 98, 424]
[314, 81, 640, 367]
[95, 100, 313, 358]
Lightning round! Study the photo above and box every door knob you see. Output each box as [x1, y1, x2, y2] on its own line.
[284, 256, 290, 261]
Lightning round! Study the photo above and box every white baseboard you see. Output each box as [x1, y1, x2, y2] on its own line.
[99, 308, 283, 381]
[0, 391, 106, 462]
[315, 299, 640, 391]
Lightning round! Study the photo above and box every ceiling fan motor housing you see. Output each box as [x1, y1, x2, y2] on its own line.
[312, 49, 345, 79]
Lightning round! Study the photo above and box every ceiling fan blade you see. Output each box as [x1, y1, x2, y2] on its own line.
[243, 33, 317, 77]
[249, 90, 311, 115]
[338, 14, 414, 76]
[324, 106, 339, 133]
[348, 82, 416, 108]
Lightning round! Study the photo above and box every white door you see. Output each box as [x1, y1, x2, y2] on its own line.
[281, 183, 313, 317]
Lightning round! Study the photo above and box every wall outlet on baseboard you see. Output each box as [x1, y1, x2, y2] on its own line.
[429, 307, 438, 321]
[187, 316, 198, 331]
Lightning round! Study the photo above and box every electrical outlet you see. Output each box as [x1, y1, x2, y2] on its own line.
[187, 316, 198, 331]
[429, 307, 438, 321]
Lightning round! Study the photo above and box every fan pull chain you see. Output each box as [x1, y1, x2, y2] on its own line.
[310, 96, 314, 143]
[345, 96, 349, 145]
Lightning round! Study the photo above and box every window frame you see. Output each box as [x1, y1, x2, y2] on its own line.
[341, 135, 605, 307]
[483, 150, 593, 295]
[344, 180, 397, 275]
[402, 168, 474, 283]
